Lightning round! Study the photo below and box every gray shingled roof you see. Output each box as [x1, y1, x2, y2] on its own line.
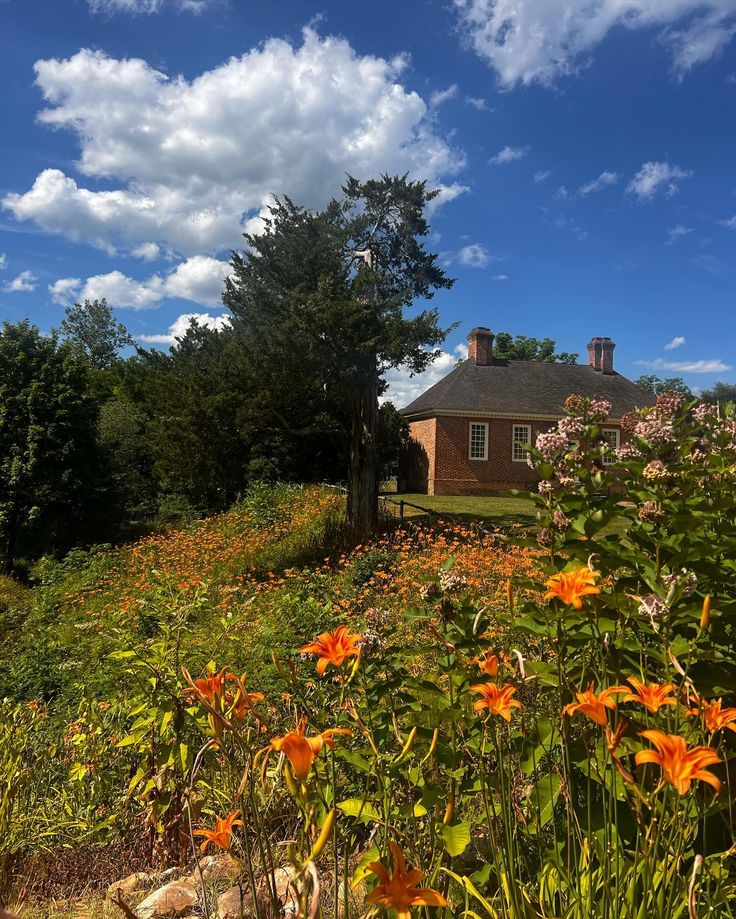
[400, 359, 654, 419]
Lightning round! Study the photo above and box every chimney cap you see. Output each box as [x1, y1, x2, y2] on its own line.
[468, 326, 493, 337]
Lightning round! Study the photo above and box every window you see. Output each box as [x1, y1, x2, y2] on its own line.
[469, 422, 488, 460]
[600, 428, 620, 465]
[512, 424, 532, 462]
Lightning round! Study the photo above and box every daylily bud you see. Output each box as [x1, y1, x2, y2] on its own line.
[700, 595, 711, 630]
[284, 762, 299, 798]
[443, 794, 455, 825]
[393, 727, 417, 764]
[271, 652, 287, 679]
[421, 727, 439, 765]
[308, 809, 335, 861]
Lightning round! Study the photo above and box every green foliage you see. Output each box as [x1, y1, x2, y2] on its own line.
[59, 298, 133, 370]
[634, 374, 693, 397]
[493, 331, 578, 364]
[0, 320, 107, 571]
[700, 381, 736, 403]
[223, 174, 453, 530]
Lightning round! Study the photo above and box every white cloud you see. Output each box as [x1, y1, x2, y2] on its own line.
[553, 185, 569, 201]
[0, 253, 6, 270]
[534, 170, 551, 183]
[667, 223, 693, 243]
[453, 0, 736, 87]
[430, 84, 459, 107]
[3, 270, 37, 292]
[3, 33, 465, 258]
[664, 336, 686, 350]
[637, 357, 732, 373]
[49, 277, 82, 306]
[138, 311, 231, 346]
[383, 343, 468, 407]
[465, 95, 488, 109]
[457, 243, 491, 268]
[132, 242, 163, 261]
[52, 255, 230, 310]
[627, 161, 692, 199]
[578, 170, 618, 196]
[719, 214, 736, 229]
[488, 144, 529, 165]
[88, 0, 211, 13]
[492, 273, 509, 281]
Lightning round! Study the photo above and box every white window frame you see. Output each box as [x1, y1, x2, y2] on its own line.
[512, 424, 532, 463]
[468, 422, 488, 461]
[600, 428, 620, 465]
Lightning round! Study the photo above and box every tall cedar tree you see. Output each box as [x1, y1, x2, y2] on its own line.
[0, 321, 102, 571]
[224, 175, 453, 531]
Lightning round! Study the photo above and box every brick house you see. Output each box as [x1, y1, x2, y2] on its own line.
[399, 327, 653, 496]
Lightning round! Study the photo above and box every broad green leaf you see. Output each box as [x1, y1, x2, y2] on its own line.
[527, 774, 562, 833]
[337, 798, 381, 823]
[442, 820, 471, 856]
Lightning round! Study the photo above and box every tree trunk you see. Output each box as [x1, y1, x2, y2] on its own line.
[346, 370, 379, 534]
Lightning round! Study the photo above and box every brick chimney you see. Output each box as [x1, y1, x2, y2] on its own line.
[468, 327, 494, 366]
[587, 336, 616, 374]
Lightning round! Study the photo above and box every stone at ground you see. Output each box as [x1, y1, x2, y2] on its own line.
[134, 879, 198, 919]
[270, 867, 298, 916]
[190, 852, 242, 885]
[106, 871, 155, 901]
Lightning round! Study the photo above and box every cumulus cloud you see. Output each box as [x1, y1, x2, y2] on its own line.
[3, 270, 37, 292]
[667, 224, 693, 244]
[430, 84, 459, 107]
[719, 214, 736, 229]
[138, 311, 231, 346]
[453, 0, 736, 87]
[534, 170, 551, 183]
[627, 161, 692, 199]
[51, 255, 230, 310]
[488, 145, 529, 165]
[664, 336, 686, 350]
[578, 170, 618, 196]
[0, 253, 6, 270]
[383, 343, 468, 407]
[492, 273, 509, 281]
[3, 32, 465, 259]
[637, 357, 732, 373]
[457, 243, 491, 268]
[49, 277, 82, 306]
[465, 95, 488, 109]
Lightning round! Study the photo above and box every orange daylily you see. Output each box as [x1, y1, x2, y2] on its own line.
[690, 698, 736, 735]
[471, 682, 522, 721]
[544, 566, 601, 609]
[366, 841, 447, 919]
[262, 725, 352, 781]
[300, 625, 363, 675]
[193, 811, 243, 853]
[562, 682, 627, 726]
[635, 730, 721, 795]
[473, 652, 500, 677]
[182, 665, 230, 707]
[620, 677, 677, 713]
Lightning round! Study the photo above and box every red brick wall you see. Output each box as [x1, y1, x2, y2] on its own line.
[406, 415, 623, 495]
[404, 418, 436, 492]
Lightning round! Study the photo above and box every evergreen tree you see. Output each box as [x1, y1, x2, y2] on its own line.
[224, 174, 452, 531]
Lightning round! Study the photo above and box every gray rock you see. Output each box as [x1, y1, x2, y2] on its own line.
[107, 871, 154, 901]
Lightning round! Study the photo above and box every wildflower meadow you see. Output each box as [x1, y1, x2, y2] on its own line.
[2, 394, 736, 918]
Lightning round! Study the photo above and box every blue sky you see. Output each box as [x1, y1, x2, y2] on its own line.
[1, 0, 735, 404]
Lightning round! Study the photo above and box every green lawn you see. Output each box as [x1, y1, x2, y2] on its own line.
[382, 492, 536, 528]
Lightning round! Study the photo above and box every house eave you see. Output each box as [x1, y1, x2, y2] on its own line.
[402, 408, 624, 424]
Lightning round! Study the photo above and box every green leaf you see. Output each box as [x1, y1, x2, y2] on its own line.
[441, 820, 471, 856]
[337, 798, 381, 823]
[527, 774, 562, 833]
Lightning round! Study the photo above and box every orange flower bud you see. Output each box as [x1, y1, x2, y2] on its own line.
[443, 794, 454, 825]
[700, 595, 711, 630]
